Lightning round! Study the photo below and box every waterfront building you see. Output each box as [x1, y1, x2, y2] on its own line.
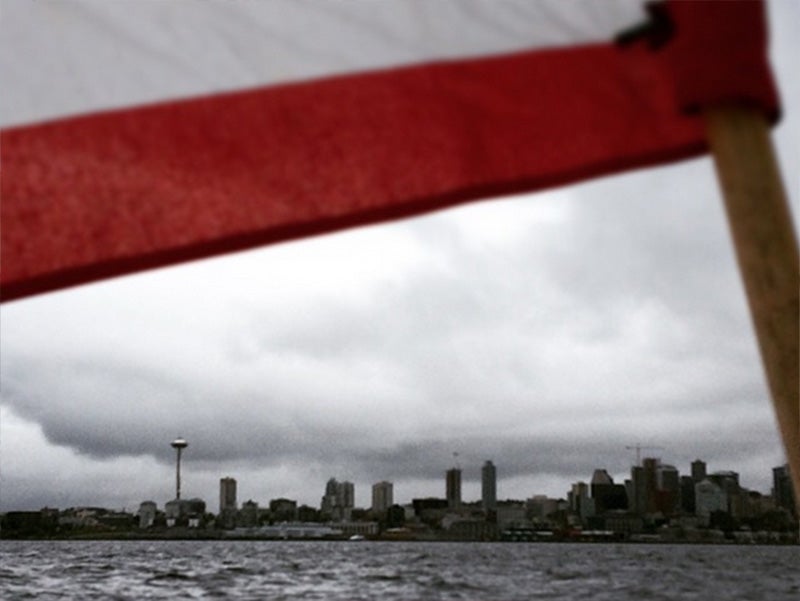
[569, 481, 595, 521]
[446, 468, 462, 509]
[165, 498, 206, 528]
[481, 461, 497, 512]
[691, 459, 707, 482]
[590, 469, 628, 514]
[656, 464, 681, 516]
[137, 501, 157, 529]
[219, 477, 237, 513]
[695, 479, 727, 526]
[270, 498, 298, 522]
[412, 497, 449, 525]
[321, 477, 355, 521]
[339, 481, 355, 514]
[641, 457, 660, 515]
[772, 464, 797, 517]
[526, 495, 562, 525]
[218, 477, 238, 529]
[708, 471, 740, 514]
[238, 499, 259, 528]
[628, 466, 646, 515]
[496, 501, 526, 530]
[680, 475, 696, 514]
[371, 481, 394, 516]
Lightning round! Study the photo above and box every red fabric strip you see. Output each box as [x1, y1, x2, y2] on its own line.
[1, 4, 774, 301]
[664, 0, 779, 121]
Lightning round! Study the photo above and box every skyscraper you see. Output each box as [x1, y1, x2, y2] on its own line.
[339, 481, 355, 514]
[321, 477, 355, 521]
[691, 459, 707, 482]
[591, 469, 628, 514]
[446, 468, 461, 509]
[372, 481, 393, 515]
[656, 464, 680, 516]
[773, 464, 797, 517]
[482, 460, 497, 511]
[218, 477, 238, 529]
[219, 477, 237, 514]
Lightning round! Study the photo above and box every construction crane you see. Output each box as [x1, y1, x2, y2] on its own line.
[625, 443, 664, 466]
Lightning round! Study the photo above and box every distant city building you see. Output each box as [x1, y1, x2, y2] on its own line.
[238, 499, 259, 528]
[590, 469, 627, 514]
[772, 464, 796, 517]
[446, 468, 462, 510]
[165, 498, 206, 528]
[371, 481, 394, 515]
[482, 461, 497, 512]
[137, 501, 157, 529]
[628, 466, 645, 515]
[526, 495, 563, 524]
[568, 481, 595, 521]
[219, 477, 237, 513]
[270, 498, 298, 522]
[495, 500, 526, 530]
[695, 479, 727, 526]
[339, 481, 355, 512]
[708, 471, 740, 514]
[641, 457, 660, 515]
[413, 497, 449, 525]
[680, 475, 696, 514]
[691, 459, 707, 482]
[321, 478, 355, 521]
[217, 477, 238, 529]
[656, 464, 680, 516]
[591, 469, 613, 487]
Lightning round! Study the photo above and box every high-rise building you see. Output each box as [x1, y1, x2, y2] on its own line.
[372, 481, 394, 515]
[446, 468, 462, 509]
[219, 477, 237, 514]
[629, 458, 661, 516]
[218, 477, 238, 529]
[321, 477, 339, 516]
[482, 461, 497, 512]
[655, 464, 681, 516]
[569, 481, 595, 521]
[695, 479, 726, 526]
[680, 475, 696, 514]
[321, 477, 355, 521]
[772, 464, 797, 517]
[641, 457, 660, 515]
[591, 469, 627, 514]
[691, 459, 707, 482]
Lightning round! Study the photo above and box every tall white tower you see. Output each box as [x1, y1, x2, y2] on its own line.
[170, 437, 188, 500]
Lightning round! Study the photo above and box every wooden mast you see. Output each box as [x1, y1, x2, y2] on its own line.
[706, 104, 800, 501]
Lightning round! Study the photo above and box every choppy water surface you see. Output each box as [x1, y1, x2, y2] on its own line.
[1, 540, 798, 600]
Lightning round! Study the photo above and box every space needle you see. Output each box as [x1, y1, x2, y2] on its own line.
[170, 437, 188, 500]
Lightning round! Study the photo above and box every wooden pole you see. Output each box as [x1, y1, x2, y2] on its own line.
[706, 104, 800, 503]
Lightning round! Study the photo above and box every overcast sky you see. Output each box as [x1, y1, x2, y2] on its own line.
[1, 1, 798, 513]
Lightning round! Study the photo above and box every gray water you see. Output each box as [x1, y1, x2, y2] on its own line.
[1, 540, 798, 600]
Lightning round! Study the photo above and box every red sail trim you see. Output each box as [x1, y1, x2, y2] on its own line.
[0, 41, 718, 301]
[664, 0, 779, 122]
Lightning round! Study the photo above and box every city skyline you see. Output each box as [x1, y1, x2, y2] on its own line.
[1, 440, 786, 515]
[1, 0, 798, 514]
